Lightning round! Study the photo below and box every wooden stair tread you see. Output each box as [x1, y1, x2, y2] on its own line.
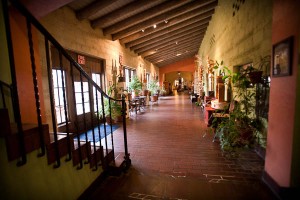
[49, 132, 73, 143]
[9, 123, 47, 134]
[113, 152, 126, 167]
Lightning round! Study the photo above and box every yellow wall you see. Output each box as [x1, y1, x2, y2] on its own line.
[0, 5, 103, 199]
[0, 138, 101, 199]
[198, 0, 272, 71]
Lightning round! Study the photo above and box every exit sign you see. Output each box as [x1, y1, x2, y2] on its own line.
[78, 55, 85, 65]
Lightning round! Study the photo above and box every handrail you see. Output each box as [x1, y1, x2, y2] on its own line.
[2, 0, 27, 166]
[10, 0, 118, 102]
[6, 0, 130, 170]
[0, 80, 12, 108]
[0, 80, 12, 88]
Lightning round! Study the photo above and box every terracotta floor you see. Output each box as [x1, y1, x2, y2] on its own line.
[88, 92, 279, 200]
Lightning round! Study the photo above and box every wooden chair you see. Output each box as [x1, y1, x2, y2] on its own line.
[128, 94, 140, 115]
[209, 100, 237, 142]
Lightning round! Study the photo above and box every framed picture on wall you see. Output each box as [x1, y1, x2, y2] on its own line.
[272, 36, 293, 77]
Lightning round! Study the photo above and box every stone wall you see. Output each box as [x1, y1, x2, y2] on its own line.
[39, 6, 158, 85]
[198, 0, 272, 69]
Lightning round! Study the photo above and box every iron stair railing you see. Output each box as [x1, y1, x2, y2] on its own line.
[2, 0, 131, 170]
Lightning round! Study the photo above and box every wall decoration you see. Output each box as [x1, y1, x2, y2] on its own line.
[272, 36, 293, 77]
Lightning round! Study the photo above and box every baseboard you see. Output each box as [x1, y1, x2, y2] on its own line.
[262, 170, 300, 200]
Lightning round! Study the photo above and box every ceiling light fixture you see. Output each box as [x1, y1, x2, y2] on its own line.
[153, 24, 157, 28]
[142, 29, 145, 32]
[164, 20, 168, 23]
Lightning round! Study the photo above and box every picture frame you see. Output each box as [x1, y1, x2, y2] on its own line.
[272, 36, 293, 77]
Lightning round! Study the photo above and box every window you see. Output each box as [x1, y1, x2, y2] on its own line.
[52, 69, 68, 124]
[124, 67, 136, 90]
[92, 73, 102, 113]
[74, 81, 90, 115]
[146, 73, 150, 88]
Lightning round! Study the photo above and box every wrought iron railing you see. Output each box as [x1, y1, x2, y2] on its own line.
[1, 0, 130, 170]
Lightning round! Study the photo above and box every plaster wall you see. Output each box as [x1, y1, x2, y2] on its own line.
[39, 6, 158, 79]
[265, 0, 300, 188]
[159, 57, 195, 86]
[0, 2, 13, 120]
[0, 6, 103, 199]
[38, 6, 159, 126]
[198, 0, 272, 69]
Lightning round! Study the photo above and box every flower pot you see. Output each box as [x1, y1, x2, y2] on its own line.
[105, 116, 114, 124]
[150, 95, 158, 102]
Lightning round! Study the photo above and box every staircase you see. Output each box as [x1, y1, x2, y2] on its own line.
[0, 106, 124, 174]
[0, 0, 130, 177]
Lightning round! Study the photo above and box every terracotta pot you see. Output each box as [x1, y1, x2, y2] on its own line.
[150, 95, 158, 102]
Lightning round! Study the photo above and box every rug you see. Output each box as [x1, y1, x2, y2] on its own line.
[77, 124, 119, 143]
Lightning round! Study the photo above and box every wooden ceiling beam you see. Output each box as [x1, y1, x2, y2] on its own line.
[152, 52, 197, 67]
[145, 43, 201, 61]
[120, 3, 215, 44]
[140, 34, 203, 57]
[124, 10, 213, 48]
[103, 0, 189, 35]
[91, 0, 153, 28]
[135, 30, 205, 54]
[76, 0, 118, 20]
[130, 21, 208, 51]
[156, 52, 196, 66]
[112, 0, 218, 40]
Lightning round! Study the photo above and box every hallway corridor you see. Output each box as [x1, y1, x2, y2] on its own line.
[85, 94, 278, 200]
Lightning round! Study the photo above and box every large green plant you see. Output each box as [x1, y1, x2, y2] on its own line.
[128, 75, 142, 94]
[99, 84, 122, 120]
[148, 79, 159, 96]
[213, 61, 258, 151]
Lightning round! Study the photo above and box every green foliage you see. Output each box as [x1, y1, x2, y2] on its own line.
[213, 60, 259, 152]
[128, 75, 142, 93]
[99, 85, 122, 120]
[148, 79, 159, 96]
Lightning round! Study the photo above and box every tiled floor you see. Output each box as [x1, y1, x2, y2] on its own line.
[88, 92, 279, 200]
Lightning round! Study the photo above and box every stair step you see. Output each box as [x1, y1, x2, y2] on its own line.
[4, 123, 49, 161]
[72, 140, 91, 166]
[107, 152, 127, 176]
[89, 145, 103, 168]
[102, 148, 114, 170]
[46, 133, 74, 165]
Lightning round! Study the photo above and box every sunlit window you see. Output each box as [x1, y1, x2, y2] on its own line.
[52, 69, 68, 124]
[92, 73, 102, 113]
[74, 81, 90, 115]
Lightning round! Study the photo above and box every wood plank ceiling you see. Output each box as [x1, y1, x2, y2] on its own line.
[67, 0, 218, 67]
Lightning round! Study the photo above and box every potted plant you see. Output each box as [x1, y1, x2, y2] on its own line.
[212, 61, 259, 152]
[148, 79, 159, 102]
[99, 84, 123, 124]
[128, 75, 142, 98]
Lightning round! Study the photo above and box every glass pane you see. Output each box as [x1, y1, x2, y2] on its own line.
[76, 104, 83, 115]
[74, 82, 82, 92]
[57, 71, 63, 87]
[54, 88, 59, 106]
[56, 110, 61, 123]
[83, 92, 89, 101]
[75, 93, 82, 103]
[84, 103, 90, 113]
[58, 88, 64, 104]
[52, 70, 57, 87]
[61, 108, 66, 122]
[82, 82, 89, 92]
